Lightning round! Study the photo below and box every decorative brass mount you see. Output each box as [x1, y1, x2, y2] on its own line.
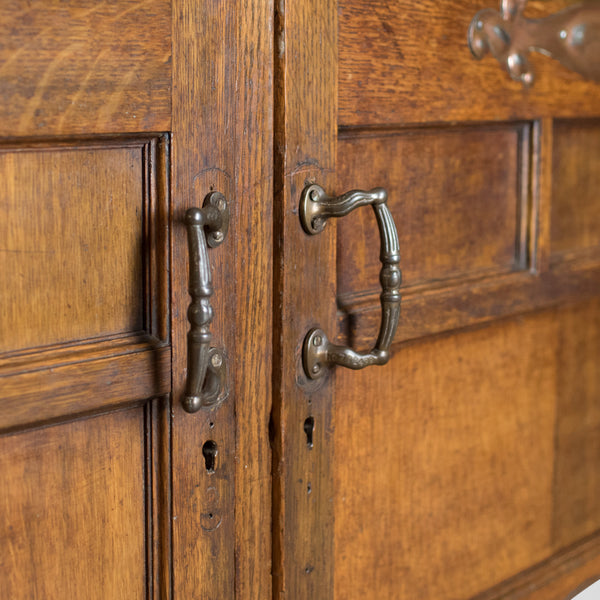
[468, 0, 600, 86]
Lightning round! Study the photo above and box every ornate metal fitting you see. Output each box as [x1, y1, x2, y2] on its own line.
[182, 192, 229, 413]
[300, 184, 401, 380]
[468, 0, 600, 86]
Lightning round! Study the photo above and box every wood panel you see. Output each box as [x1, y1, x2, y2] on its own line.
[334, 299, 600, 600]
[0, 140, 159, 354]
[553, 301, 600, 549]
[337, 125, 528, 300]
[0, 0, 171, 137]
[0, 409, 146, 599]
[339, 0, 600, 127]
[551, 119, 600, 262]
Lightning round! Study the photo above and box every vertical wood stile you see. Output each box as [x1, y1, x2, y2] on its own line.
[273, 0, 338, 597]
[172, 0, 273, 597]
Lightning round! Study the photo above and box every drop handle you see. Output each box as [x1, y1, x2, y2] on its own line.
[468, 0, 600, 86]
[183, 192, 229, 413]
[300, 184, 401, 380]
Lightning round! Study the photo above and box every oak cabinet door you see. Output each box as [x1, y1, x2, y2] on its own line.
[0, 2, 272, 598]
[273, 1, 600, 599]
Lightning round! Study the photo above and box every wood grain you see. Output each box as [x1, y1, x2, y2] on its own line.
[272, 0, 338, 596]
[553, 301, 600, 549]
[339, 0, 600, 126]
[0, 140, 158, 353]
[0, 341, 170, 432]
[0, 409, 146, 599]
[338, 262, 600, 351]
[474, 534, 600, 600]
[0, 0, 171, 136]
[551, 119, 600, 261]
[337, 125, 528, 297]
[171, 0, 273, 597]
[334, 299, 600, 600]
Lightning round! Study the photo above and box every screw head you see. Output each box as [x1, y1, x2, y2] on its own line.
[212, 231, 224, 242]
[313, 335, 322, 346]
[211, 352, 223, 369]
[311, 363, 321, 374]
[310, 189, 319, 201]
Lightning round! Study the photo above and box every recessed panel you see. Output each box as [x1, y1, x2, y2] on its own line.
[553, 299, 600, 548]
[0, 0, 171, 136]
[0, 409, 146, 599]
[0, 142, 149, 353]
[334, 299, 600, 599]
[336, 126, 527, 300]
[551, 119, 600, 261]
[339, 0, 600, 126]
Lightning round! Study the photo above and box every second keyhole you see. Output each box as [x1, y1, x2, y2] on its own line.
[304, 416, 314, 449]
[202, 440, 218, 473]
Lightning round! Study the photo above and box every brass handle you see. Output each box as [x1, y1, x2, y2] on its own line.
[300, 184, 401, 379]
[183, 192, 229, 413]
[468, 0, 600, 86]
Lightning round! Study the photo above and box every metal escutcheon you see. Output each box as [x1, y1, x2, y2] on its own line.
[183, 192, 229, 413]
[300, 184, 401, 380]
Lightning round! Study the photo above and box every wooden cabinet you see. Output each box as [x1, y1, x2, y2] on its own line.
[1, 1, 599, 599]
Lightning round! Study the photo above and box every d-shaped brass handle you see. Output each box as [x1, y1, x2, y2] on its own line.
[183, 193, 229, 413]
[468, 0, 600, 86]
[300, 184, 401, 380]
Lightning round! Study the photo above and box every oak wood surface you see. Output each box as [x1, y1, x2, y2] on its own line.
[0, 142, 147, 353]
[339, 0, 600, 126]
[0, 409, 146, 599]
[334, 299, 600, 600]
[0, 5, 173, 596]
[171, 0, 273, 597]
[473, 534, 600, 600]
[336, 125, 528, 296]
[0, 0, 171, 137]
[0, 342, 170, 433]
[272, 0, 338, 596]
[551, 119, 600, 260]
[337, 262, 600, 352]
[279, 0, 600, 597]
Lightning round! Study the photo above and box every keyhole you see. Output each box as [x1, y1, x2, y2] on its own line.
[304, 416, 314, 449]
[202, 440, 218, 473]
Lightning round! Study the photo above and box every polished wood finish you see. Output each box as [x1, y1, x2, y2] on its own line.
[474, 535, 600, 600]
[0, 0, 171, 137]
[0, 409, 146, 599]
[276, 0, 600, 597]
[272, 0, 337, 596]
[0, 342, 170, 432]
[2, 0, 600, 597]
[337, 125, 528, 295]
[339, 263, 600, 350]
[171, 0, 273, 597]
[551, 119, 600, 261]
[339, 0, 600, 126]
[334, 299, 600, 599]
[0, 3, 169, 598]
[0, 140, 151, 352]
